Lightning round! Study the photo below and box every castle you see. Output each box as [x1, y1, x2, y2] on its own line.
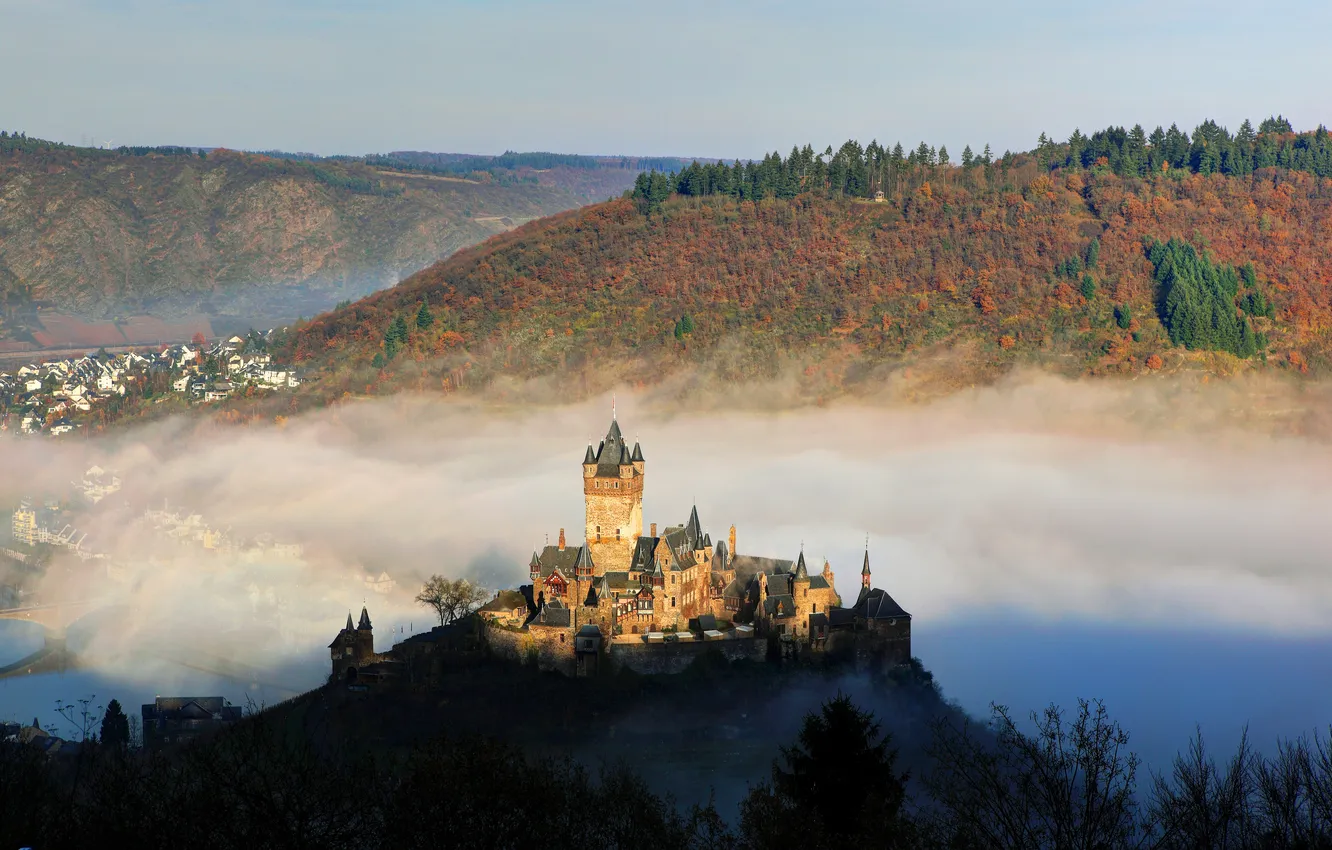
[484, 414, 911, 658]
[331, 414, 913, 681]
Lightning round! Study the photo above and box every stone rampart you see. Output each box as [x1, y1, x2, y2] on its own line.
[484, 624, 575, 675]
[608, 636, 764, 675]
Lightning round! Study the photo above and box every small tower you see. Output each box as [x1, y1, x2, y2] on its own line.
[793, 551, 810, 606]
[862, 548, 872, 589]
[356, 605, 374, 658]
[822, 558, 835, 585]
[729, 524, 737, 557]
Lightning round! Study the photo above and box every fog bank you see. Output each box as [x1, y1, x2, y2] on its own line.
[3, 371, 1332, 698]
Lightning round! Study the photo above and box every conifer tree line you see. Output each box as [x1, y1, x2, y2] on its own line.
[633, 116, 1332, 212]
[1038, 116, 1332, 178]
[634, 139, 995, 209]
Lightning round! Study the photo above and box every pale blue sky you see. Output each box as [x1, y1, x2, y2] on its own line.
[2, 0, 1329, 158]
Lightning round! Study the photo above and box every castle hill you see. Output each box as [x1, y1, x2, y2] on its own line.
[330, 412, 913, 684]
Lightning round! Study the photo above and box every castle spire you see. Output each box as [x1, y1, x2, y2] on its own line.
[345, 611, 354, 631]
[794, 550, 809, 580]
[357, 606, 372, 630]
[862, 545, 872, 588]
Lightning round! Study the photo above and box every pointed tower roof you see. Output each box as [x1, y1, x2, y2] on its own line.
[794, 551, 810, 580]
[631, 441, 644, 462]
[574, 545, 595, 571]
[685, 505, 703, 543]
[583, 442, 596, 464]
[345, 612, 354, 631]
[862, 549, 872, 576]
[594, 417, 628, 474]
[530, 551, 541, 568]
[357, 606, 372, 630]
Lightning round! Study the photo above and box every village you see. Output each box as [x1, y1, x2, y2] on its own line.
[0, 333, 302, 437]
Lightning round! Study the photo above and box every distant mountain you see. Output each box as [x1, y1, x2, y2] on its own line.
[284, 119, 1332, 402]
[0, 135, 672, 348]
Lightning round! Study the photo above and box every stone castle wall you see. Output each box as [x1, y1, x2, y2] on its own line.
[484, 624, 576, 675]
[608, 637, 764, 675]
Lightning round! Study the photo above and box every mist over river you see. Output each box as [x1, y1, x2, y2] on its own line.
[2, 374, 1331, 778]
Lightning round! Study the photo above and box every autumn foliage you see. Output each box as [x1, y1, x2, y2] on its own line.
[286, 155, 1332, 398]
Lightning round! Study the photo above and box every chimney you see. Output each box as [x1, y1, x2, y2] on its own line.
[650, 522, 657, 538]
[558, 528, 566, 550]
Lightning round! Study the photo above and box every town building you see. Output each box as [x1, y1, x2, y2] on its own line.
[140, 696, 242, 751]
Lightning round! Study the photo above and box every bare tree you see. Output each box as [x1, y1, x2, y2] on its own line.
[415, 575, 488, 626]
[923, 698, 1145, 849]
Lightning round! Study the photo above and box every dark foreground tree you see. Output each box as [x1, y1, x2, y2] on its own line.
[99, 699, 130, 750]
[740, 692, 912, 847]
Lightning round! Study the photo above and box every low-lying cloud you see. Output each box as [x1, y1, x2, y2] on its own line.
[3, 370, 1332, 693]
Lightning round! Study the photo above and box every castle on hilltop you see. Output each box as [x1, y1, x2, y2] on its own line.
[331, 414, 912, 681]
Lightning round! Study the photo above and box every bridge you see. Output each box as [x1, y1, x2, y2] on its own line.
[0, 599, 111, 638]
[0, 597, 121, 681]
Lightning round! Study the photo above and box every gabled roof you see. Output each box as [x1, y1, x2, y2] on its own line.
[630, 536, 657, 572]
[534, 544, 587, 577]
[764, 594, 797, 618]
[852, 587, 911, 621]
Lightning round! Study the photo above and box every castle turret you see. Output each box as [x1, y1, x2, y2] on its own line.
[583, 415, 644, 568]
[793, 551, 809, 605]
[356, 606, 374, 657]
[862, 549, 872, 588]
[729, 524, 737, 557]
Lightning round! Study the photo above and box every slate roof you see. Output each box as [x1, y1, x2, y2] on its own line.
[808, 576, 831, 591]
[537, 606, 572, 628]
[731, 554, 794, 581]
[592, 418, 632, 475]
[602, 571, 631, 591]
[534, 544, 592, 577]
[722, 578, 746, 600]
[479, 589, 527, 614]
[808, 612, 829, 630]
[764, 594, 797, 618]
[853, 587, 912, 621]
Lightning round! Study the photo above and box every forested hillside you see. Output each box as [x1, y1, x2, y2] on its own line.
[285, 117, 1332, 401]
[0, 134, 653, 344]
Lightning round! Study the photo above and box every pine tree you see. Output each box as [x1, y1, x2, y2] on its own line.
[416, 301, 434, 330]
[100, 699, 129, 749]
[1081, 274, 1097, 300]
[961, 145, 974, 168]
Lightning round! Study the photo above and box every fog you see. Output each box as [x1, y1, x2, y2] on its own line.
[2, 370, 1332, 753]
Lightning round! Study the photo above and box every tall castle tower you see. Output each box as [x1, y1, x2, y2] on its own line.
[583, 415, 644, 569]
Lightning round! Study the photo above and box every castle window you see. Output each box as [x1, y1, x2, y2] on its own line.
[616, 528, 621, 541]
[671, 597, 676, 607]
[559, 633, 565, 643]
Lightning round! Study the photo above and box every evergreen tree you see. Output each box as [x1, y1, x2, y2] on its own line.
[415, 301, 434, 330]
[961, 145, 974, 168]
[741, 694, 911, 845]
[1081, 274, 1097, 300]
[1115, 304, 1133, 329]
[100, 700, 129, 749]
[1085, 238, 1100, 269]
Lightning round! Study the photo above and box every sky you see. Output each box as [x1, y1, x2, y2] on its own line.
[2, 0, 1329, 159]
